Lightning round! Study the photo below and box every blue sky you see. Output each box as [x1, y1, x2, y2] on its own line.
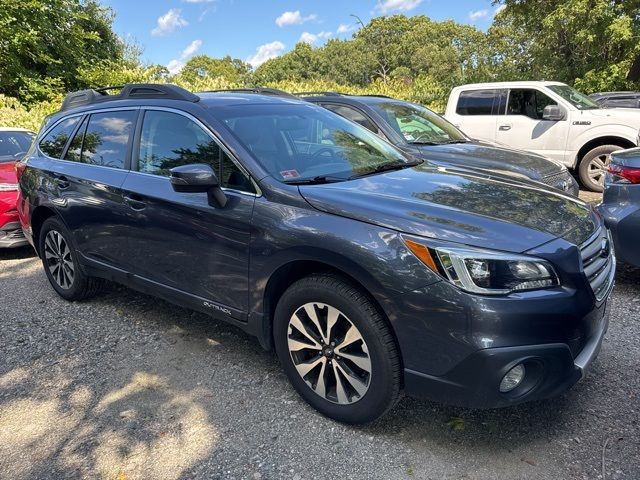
[103, 0, 503, 74]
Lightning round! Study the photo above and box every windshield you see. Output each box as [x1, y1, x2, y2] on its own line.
[370, 101, 467, 144]
[0, 131, 34, 162]
[548, 85, 600, 110]
[215, 103, 415, 183]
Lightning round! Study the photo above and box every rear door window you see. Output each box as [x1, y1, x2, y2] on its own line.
[39, 116, 81, 158]
[80, 111, 137, 169]
[456, 89, 506, 115]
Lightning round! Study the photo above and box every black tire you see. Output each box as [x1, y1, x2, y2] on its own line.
[578, 144, 623, 192]
[273, 274, 401, 424]
[38, 217, 103, 301]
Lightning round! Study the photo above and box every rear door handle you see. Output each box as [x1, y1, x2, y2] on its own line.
[123, 194, 146, 211]
[498, 124, 512, 131]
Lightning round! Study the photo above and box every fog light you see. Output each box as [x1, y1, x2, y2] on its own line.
[499, 364, 525, 393]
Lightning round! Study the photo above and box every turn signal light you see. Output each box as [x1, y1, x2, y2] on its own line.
[403, 238, 439, 272]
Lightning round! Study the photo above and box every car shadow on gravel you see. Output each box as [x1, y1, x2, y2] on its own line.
[0, 245, 36, 261]
[2, 260, 638, 478]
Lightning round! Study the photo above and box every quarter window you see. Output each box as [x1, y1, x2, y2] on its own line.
[39, 116, 81, 158]
[80, 111, 136, 169]
[137, 110, 254, 193]
[64, 116, 88, 162]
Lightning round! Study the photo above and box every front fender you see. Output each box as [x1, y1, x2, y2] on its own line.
[248, 197, 442, 318]
[570, 124, 637, 161]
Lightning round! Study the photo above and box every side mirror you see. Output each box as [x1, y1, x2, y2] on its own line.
[542, 105, 565, 121]
[169, 163, 227, 207]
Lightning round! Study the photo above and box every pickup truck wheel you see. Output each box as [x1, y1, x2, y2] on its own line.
[273, 274, 401, 424]
[39, 217, 104, 301]
[578, 144, 623, 192]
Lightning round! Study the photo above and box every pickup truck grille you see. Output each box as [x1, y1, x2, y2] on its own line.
[580, 228, 615, 302]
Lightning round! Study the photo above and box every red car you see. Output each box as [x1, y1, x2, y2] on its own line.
[0, 128, 35, 248]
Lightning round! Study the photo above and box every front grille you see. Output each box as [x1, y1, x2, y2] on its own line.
[542, 170, 575, 191]
[0, 222, 24, 240]
[580, 228, 615, 302]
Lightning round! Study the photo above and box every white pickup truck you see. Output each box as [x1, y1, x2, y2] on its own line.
[444, 81, 640, 191]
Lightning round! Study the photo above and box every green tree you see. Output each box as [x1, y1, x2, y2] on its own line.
[0, 0, 124, 103]
[178, 55, 251, 84]
[492, 0, 640, 91]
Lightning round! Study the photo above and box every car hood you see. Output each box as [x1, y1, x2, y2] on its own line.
[585, 107, 640, 123]
[407, 141, 563, 180]
[0, 161, 17, 184]
[299, 164, 597, 253]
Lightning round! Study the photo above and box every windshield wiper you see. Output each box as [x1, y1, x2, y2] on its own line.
[412, 139, 467, 145]
[349, 159, 423, 179]
[283, 175, 347, 185]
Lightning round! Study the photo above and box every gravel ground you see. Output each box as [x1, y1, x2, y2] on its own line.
[0, 246, 638, 480]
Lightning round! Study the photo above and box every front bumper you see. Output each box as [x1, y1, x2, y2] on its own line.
[403, 300, 609, 408]
[0, 221, 28, 248]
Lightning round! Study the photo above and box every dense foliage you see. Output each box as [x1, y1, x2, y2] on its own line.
[1, 0, 639, 130]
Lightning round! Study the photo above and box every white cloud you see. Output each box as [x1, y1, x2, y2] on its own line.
[275, 10, 317, 27]
[337, 23, 357, 34]
[167, 39, 203, 75]
[375, 0, 423, 14]
[468, 9, 489, 21]
[151, 9, 188, 36]
[247, 41, 286, 67]
[494, 4, 507, 16]
[299, 31, 332, 45]
[182, 0, 214, 2]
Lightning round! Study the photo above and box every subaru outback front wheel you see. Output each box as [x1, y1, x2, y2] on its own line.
[39, 217, 103, 301]
[274, 274, 401, 423]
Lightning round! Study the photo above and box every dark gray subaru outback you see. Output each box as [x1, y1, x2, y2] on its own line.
[17, 84, 615, 423]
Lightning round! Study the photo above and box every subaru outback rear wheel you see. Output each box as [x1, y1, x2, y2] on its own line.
[39, 217, 103, 301]
[274, 274, 401, 423]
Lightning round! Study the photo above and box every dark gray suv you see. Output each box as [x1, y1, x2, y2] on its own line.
[300, 92, 579, 196]
[17, 84, 614, 423]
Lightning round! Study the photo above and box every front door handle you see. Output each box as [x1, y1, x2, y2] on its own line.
[498, 124, 512, 131]
[123, 194, 146, 211]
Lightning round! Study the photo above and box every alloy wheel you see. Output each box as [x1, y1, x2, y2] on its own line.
[44, 230, 75, 289]
[287, 302, 371, 404]
[587, 153, 611, 186]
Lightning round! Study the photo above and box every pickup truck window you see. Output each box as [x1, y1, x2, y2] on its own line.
[548, 85, 599, 110]
[456, 89, 506, 115]
[506, 89, 556, 120]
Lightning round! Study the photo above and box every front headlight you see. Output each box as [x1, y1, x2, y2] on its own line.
[403, 238, 559, 295]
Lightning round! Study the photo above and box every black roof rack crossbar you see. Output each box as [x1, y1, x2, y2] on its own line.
[60, 83, 199, 111]
[204, 87, 297, 99]
[294, 91, 344, 97]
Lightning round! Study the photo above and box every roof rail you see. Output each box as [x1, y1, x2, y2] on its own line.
[205, 87, 297, 99]
[60, 83, 199, 111]
[294, 91, 344, 97]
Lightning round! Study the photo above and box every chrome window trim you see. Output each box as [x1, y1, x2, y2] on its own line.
[125, 169, 260, 198]
[138, 106, 262, 197]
